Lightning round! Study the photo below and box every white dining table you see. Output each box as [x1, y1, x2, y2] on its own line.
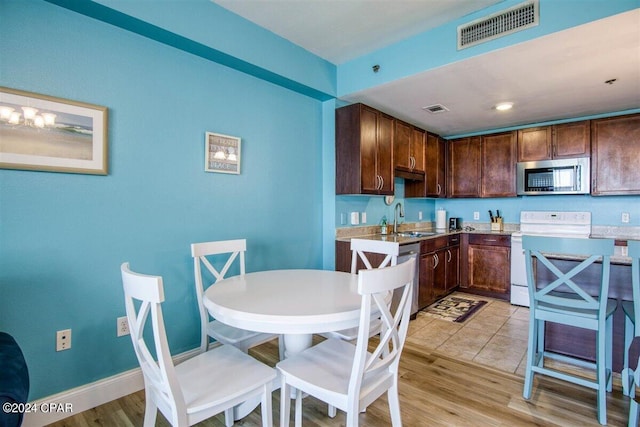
[203, 269, 362, 357]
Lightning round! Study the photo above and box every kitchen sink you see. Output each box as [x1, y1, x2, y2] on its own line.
[395, 231, 437, 238]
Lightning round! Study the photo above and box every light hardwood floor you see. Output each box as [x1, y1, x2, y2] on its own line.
[47, 295, 633, 427]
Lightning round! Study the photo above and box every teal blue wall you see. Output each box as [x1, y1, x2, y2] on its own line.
[0, 0, 324, 399]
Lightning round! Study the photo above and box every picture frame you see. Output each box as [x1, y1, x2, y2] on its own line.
[205, 132, 241, 174]
[0, 86, 108, 175]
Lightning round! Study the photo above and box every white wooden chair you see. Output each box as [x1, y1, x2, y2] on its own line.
[277, 257, 416, 427]
[192, 239, 282, 357]
[522, 236, 616, 425]
[120, 262, 275, 427]
[322, 238, 399, 341]
[622, 240, 640, 426]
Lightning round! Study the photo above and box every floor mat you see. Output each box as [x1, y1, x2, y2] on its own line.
[420, 295, 487, 323]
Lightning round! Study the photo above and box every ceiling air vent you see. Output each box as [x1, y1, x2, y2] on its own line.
[422, 104, 449, 114]
[458, 0, 539, 50]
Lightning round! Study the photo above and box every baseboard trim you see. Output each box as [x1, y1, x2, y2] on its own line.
[23, 348, 201, 426]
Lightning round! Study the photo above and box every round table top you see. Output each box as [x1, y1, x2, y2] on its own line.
[203, 269, 361, 335]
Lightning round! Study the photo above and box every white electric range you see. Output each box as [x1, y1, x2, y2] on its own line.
[510, 211, 592, 307]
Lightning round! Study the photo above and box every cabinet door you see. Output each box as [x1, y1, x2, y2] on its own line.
[411, 127, 426, 172]
[553, 120, 590, 158]
[468, 245, 510, 294]
[419, 254, 436, 309]
[481, 132, 516, 197]
[448, 136, 481, 197]
[431, 248, 448, 301]
[359, 106, 379, 193]
[405, 132, 442, 198]
[377, 112, 394, 194]
[445, 245, 459, 292]
[393, 120, 412, 170]
[517, 127, 552, 161]
[591, 114, 640, 195]
[426, 133, 446, 197]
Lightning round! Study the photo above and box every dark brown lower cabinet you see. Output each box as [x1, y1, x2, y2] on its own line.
[419, 235, 460, 309]
[462, 234, 511, 300]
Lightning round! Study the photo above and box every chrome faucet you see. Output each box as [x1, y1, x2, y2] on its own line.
[394, 202, 404, 234]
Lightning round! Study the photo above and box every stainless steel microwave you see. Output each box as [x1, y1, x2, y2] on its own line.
[516, 158, 590, 195]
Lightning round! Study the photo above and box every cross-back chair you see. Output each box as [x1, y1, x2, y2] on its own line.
[322, 238, 399, 342]
[192, 239, 282, 356]
[522, 235, 616, 425]
[277, 257, 416, 427]
[622, 240, 640, 426]
[120, 262, 275, 427]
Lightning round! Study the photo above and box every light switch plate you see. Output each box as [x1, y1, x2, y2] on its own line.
[350, 212, 359, 225]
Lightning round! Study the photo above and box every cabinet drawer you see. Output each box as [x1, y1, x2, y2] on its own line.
[448, 234, 461, 246]
[468, 234, 511, 247]
[421, 236, 449, 253]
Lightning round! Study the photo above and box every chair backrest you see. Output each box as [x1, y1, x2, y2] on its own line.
[350, 238, 400, 274]
[522, 236, 615, 319]
[121, 262, 187, 426]
[349, 257, 416, 406]
[191, 239, 246, 349]
[628, 240, 640, 336]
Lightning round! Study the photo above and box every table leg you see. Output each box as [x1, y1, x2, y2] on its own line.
[234, 334, 313, 421]
[283, 333, 313, 358]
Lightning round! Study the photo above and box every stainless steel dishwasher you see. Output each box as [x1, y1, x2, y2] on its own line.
[394, 243, 421, 316]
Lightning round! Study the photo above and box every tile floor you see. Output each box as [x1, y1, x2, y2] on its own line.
[407, 291, 531, 376]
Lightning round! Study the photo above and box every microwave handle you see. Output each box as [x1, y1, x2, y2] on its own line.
[574, 165, 579, 191]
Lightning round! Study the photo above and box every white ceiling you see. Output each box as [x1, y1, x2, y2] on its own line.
[213, 1, 640, 136]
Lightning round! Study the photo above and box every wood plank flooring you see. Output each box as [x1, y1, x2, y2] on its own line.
[47, 337, 632, 427]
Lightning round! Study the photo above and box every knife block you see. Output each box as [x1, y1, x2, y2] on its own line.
[490, 218, 503, 231]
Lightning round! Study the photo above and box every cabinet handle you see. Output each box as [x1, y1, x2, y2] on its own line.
[484, 238, 498, 242]
[437, 184, 441, 195]
[447, 249, 452, 263]
[379, 176, 384, 190]
[433, 253, 439, 269]
[410, 156, 415, 170]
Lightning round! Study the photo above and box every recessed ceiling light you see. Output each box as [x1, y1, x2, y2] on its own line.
[495, 102, 514, 111]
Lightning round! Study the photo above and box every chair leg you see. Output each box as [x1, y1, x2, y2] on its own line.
[606, 316, 614, 393]
[294, 388, 303, 427]
[623, 315, 634, 396]
[630, 398, 639, 427]
[280, 380, 291, 427]
[224, 408, 234, 427]
[596, 327, 607, 425]
[328, 404, 337, 418]
[142, 398, 157, 427]
[260, 383, 273, 427]
[388, 383, 402, 427]
[523, 315, 538, 399]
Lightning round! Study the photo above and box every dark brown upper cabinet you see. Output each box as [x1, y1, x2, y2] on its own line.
[591, 114, 640, 196]
[336, 103, 394, 195]
[517, 121, 590, 162]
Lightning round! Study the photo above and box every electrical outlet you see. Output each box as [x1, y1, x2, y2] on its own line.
[56, 329, 71, 351]
[117, 316, 130, 337]
[361, 212, 367, 224]
[622, 212, 630, 223]
[473, 211, 480, 220]
[418, 211, 423, 220]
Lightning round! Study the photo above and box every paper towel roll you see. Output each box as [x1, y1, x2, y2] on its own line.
[436, 209, 447, 231]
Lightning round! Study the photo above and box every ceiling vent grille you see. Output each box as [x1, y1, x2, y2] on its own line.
[422, 104, 449, 114]
[458, 0, 539, 50]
